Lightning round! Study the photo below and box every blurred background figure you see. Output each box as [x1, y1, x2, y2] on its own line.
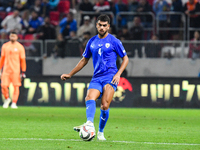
[188, 31, 200, 59]
[0, 10, 21, 37]
[145, 34, 161, 58]
[153, 0, 170, 40]
[37, 16, 56, 41]
[79, 0, 94, 25]
[59, 11, 77, 38]
[117, 25, 131, 41]
[77, 15, 96, 38]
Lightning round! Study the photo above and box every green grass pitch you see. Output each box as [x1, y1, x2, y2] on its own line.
[0, 107, 200, 150]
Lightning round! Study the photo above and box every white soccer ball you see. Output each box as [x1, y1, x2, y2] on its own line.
[79, 125, 95, 141]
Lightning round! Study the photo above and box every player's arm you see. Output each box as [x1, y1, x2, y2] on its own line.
[61, 57, 89, 80]
[20, 46, 26, 79]
[0, 44, 5, 78]
[112, 55, 129, 85]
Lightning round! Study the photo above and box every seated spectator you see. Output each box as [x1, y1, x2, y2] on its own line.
[129, 0, 138, 12]
[20, 10, 29, 34]
[188, 31, 200, 59]
[49, 0, 60, 11]
[130, 16, 144, 40]
[113, 0, 128, 28]
[129, 16, 144, 57]
[145, 34, 161, 58]
[14, 0, 28, 13]
[0, 0, 15, 12]
[59, 11, 77, 38]
[1, 10, 22, 35]
[52, 33, 66, 58]
[26, 10, 42, 34]
[170, 0, 182, 40]
[81, 31, 91, 50]
[183, 0, 199, 40]
[93, 0, 110, 13]
[30, 0, 41, 14]
[77, 16, 96, 38]
[137, 0, 152, 40]
[153, 0, 170, 40]
[117, 25, 131, 41]
[37, 16, 56, 40]
[79, 0, 94, 25]
[40, 0, 50, 18]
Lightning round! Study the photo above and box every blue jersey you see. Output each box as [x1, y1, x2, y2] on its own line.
[82, 33, 127, 78]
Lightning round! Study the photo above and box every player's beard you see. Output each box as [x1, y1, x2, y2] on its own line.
[98, 30, 108, 38]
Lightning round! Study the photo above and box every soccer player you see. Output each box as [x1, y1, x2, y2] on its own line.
[61, 14, 129, 140]
[0, 32, 26, 109]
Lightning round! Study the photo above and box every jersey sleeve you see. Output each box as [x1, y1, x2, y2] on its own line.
[20, 45, 26, 59]
[82, 39, 92, 58]
[1, 44, 5, 57]
[113, 38, 127, 58]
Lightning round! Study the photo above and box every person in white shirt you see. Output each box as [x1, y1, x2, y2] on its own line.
[77, 15, 96, 39]
[1, 10, 22, 34]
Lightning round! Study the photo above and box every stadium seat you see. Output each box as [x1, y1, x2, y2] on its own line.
[0, 11, 7, 19]
[57, 1, 70, 14]
[17, 34, 24, 40]
[161, 46, 175, 58]
[24, 34, 34, 47]
[49, 11, 60, 26]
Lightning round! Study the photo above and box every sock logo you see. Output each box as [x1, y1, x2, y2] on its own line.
[101, 117, 106, 121]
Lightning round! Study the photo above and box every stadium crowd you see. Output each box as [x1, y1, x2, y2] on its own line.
[0, 0, 200, 58]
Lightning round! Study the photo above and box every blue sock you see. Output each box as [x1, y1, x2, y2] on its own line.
[99, 109, 110, 132]
[85, 100, 96, 123]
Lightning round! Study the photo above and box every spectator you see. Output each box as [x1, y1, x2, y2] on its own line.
[81, 31, 91, 50]
[117, 25, 131, 40]
[93, 0, 110, 13]
[129, 16, 144, 57]
[170, 0, 182, 40]
[1, 10, 22, 35]
[145, 34, 161, 57]
[40, 0, 50, 18]
[52, 33, 66, 58]
[26, 10, 42, 34]
[77, 15, 96, 38]
[20, 10, 29, 34]
[153, 0, 170, 40]
[49, 0, 60, 11]
[183, 0, 199, 40]
[30, 0, 41, 14]
[79, 0, 94, 25]
[188, 31, 200, 59]
[59, 12, 77, 38]
[37, 16, 56, 40]
[113, 0, 128, 28]
[0, 0, 15, 12]
[129, 0, 139, 12]
[14, 0, 28, 13]
[137, 0, 152, 40]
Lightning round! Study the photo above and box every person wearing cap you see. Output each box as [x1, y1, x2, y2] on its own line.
[77, 15, 96, 38]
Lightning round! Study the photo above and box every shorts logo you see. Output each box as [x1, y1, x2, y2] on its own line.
[14, 48, 18, 51]
[105, 43, 110, 48]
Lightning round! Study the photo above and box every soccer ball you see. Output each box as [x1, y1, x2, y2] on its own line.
[79, 125, 95, 141]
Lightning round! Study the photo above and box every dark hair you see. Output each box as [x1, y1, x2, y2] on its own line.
[96, 14, 110, 24]
[10, 31, 17, 35]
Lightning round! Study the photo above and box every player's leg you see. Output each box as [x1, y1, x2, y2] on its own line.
[98, 84, 115, 140]
[73, 88, 100, 132]
[10, 74, 21, 108]
[1, 74, 11, 108]
[11, 86, 19, 109]
[2, 85, 11, 108]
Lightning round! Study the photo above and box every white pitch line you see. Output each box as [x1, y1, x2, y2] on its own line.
[0, 138, 200, 146]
